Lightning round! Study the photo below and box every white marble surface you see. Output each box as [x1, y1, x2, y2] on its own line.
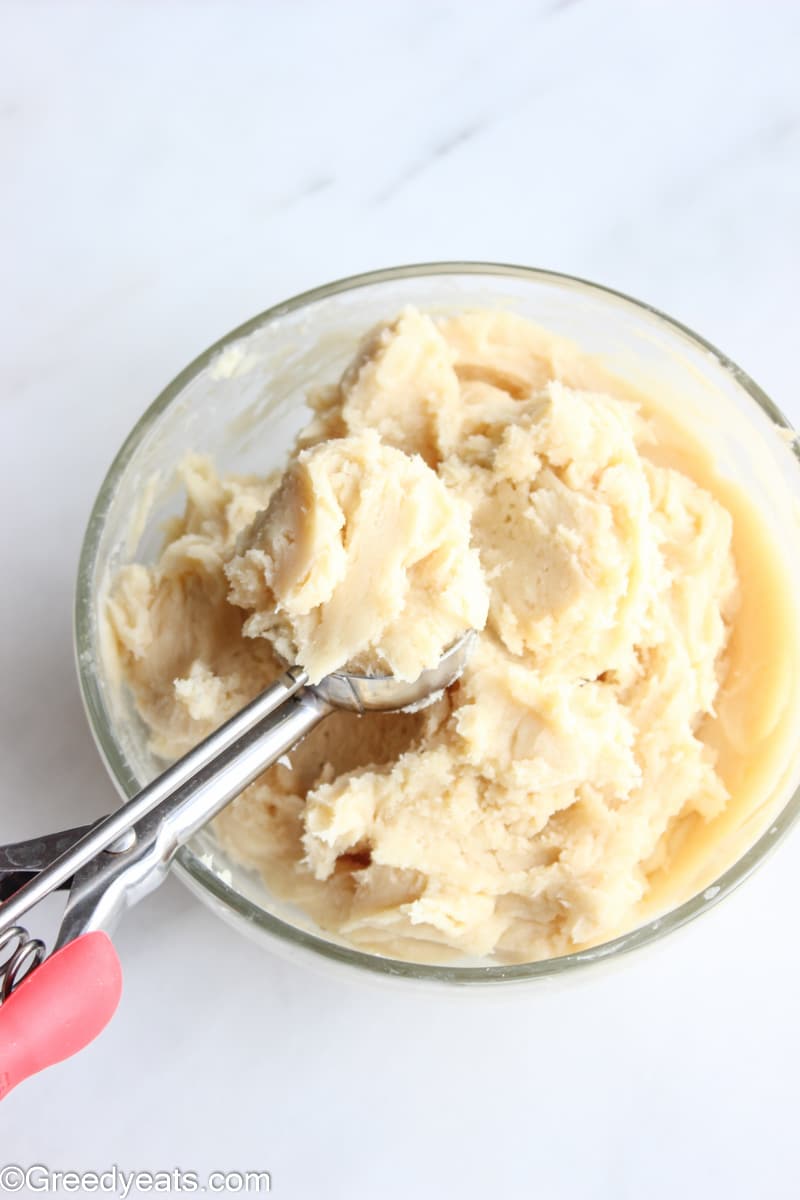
[2, 1, 799, 1195]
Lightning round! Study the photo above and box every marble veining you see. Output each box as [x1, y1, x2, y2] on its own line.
[1, 2, 799, 1196]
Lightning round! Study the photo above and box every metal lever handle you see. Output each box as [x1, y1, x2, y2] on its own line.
[0, 680, 331, 1094]
[0, 824, 98, 903]
[0, 673, 327, 940]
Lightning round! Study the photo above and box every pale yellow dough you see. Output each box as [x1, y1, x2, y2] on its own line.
[225, 431, 488, 684]
[106, 307, 800, 963]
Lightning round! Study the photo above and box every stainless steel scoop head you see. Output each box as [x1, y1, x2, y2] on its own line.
[315, 631, 475, 712]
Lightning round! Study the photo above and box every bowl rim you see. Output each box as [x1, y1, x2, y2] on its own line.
[74, 261, 800, 985]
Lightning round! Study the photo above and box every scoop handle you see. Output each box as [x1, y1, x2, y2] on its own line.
[0, 932, 122, 1099]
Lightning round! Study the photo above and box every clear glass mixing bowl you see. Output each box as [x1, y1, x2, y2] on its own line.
[75, 264, 800, 986]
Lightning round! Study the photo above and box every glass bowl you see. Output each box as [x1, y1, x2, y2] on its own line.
[75, 264, 800, 987]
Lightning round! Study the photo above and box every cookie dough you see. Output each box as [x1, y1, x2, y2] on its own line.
[105, 307, 799, 963]
[225, 431, 488, 683]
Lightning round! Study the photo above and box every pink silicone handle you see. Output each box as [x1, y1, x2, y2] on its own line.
[0, 931, 122, 1099]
